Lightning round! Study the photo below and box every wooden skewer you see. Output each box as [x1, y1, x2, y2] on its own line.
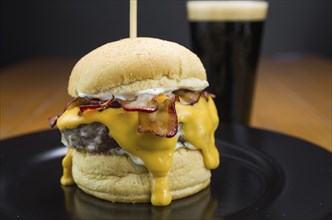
[130, 0, 137, 38]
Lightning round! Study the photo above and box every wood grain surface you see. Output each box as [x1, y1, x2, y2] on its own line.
[0, 56, 331, 151]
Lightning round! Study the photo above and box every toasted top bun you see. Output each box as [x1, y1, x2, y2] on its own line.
[68, 37, 208, 97]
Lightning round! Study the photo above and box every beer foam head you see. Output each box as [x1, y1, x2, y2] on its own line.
[187, 1, 268, 21]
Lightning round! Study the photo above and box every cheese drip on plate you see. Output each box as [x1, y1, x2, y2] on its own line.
[57, 96, 219, 206]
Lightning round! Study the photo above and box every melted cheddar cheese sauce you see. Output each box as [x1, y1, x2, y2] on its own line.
[57, 96, 219, 206]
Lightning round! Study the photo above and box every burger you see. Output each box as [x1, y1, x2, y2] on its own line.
[49, 37, 220, 206]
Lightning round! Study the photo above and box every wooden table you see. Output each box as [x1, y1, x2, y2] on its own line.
[1, 56, 331, 152]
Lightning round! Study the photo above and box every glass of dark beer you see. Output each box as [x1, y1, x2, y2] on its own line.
[187, 0, 268, 124]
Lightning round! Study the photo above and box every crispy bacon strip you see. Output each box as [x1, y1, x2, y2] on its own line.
[67, 97, 88, 109]
[79, 97, 114, 113]
[119, 94, 158, 113]
[202, 91, 216, 101]
[108, 99, 122, 108]
[48, 97, 88, 128]
[48, 116, 59, 128]
[173, 89, 201, 105]
[137, 96, 178, 138]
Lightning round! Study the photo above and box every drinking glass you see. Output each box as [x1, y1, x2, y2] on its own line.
[187, 0, 268, 124]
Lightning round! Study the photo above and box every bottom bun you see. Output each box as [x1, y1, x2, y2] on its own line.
[72, 148, 211, 203]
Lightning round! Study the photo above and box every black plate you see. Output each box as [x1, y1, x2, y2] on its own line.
[0, 124, 331, 220]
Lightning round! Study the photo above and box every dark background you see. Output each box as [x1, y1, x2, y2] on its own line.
[1, 0, 331, 67]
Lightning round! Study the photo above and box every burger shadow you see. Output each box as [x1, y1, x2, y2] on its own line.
[62, 185, 219, 220]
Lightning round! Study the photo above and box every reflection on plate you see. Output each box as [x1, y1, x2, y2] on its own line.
[0, 124, 331, 220]
[62, 185, 217, 220]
